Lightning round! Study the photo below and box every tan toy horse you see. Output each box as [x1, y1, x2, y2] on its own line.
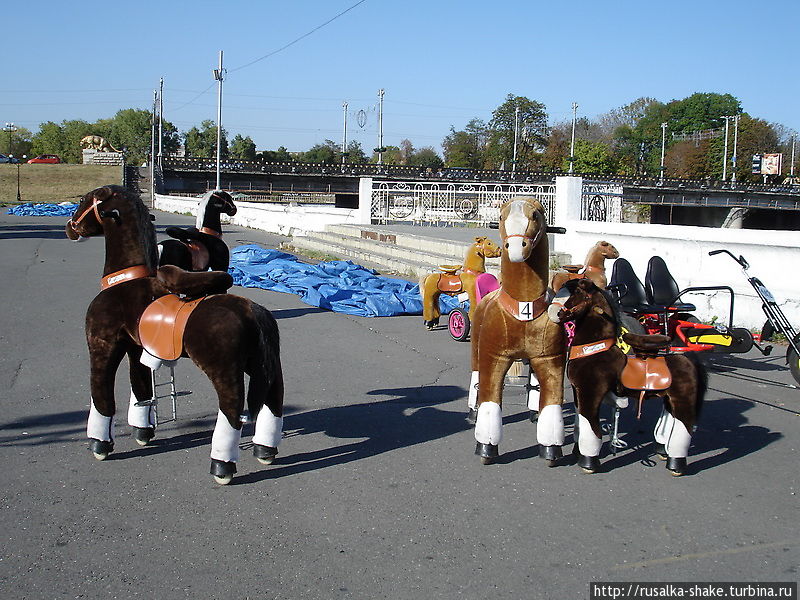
[420, 236, 502, 329]
[467, 197, 567, 465]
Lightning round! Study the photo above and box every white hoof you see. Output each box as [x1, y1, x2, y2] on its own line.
[213, 474, 233, 485]
[256, 456, 275, 465]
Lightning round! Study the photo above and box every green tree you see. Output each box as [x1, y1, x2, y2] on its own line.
[344, 140, 367, 164]
[230, 134, 257, 160]
[485, 94, 548, 170]
[442, 119, 487, 168]
[408, 147, 444, 169]
[566, 139, 616, 174]
[371, 145, 402, 164]
[302, 140, 339, 163]
[184, 120, 228, 159]
[1, 125, 33, 158]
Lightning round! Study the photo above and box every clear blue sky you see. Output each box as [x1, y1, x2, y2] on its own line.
[5, 0, 799, 154]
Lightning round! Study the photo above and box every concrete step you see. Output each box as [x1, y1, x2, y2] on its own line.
[291, 222, 572, 280]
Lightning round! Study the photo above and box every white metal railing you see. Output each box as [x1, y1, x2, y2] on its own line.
[370, 181, 556, 226]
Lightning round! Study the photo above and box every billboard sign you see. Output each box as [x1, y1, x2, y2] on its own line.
[761, 153, 782, 175]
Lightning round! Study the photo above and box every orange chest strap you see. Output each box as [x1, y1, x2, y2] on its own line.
[568, 338, 615, 360]
[101, 265, 153, 290]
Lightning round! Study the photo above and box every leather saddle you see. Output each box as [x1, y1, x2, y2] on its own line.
[139, 266, 233, 363]
[165, 226, 216, 271]
[619, 332, 672, 392]
[436, 266, 464, 294]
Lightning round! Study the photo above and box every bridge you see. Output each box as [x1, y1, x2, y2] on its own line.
[158, 157, 800, 229]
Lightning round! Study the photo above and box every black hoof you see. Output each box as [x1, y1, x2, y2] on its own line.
[654, 442, 668, 460]
[210, 459, 237, 484]
[253, 444, 278, 465]
[577, 453, 601, 474]
[528, 410, 539, 423]
[666, 457, 687, 476]
[475, 442, 499, 465]
[466, 408, 477, 424]
[133, 426, 155, 446]
[424, 318, 439, 330]
[88, 438, 114, 460]
[539, 445, 562, 467]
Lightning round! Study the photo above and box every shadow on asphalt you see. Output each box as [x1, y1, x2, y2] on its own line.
[0, 224, 69, 240]
[232, 384, 470, 485]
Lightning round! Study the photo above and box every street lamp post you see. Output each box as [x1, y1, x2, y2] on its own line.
[3, 122, 17, 154]
[9, 154, 26, 202]
[512, 105, 520, 175]
[722, 116, 732, 181]
[213, 50, 225, 191]
[659, 122, 667, 183]
[569, 102, 578, 174]
[731, 115, 741, 183]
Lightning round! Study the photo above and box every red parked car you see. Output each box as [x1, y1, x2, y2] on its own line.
[27, 154, 62, 164]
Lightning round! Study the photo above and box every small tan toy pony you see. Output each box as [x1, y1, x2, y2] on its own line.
[420, 236, 502, 329]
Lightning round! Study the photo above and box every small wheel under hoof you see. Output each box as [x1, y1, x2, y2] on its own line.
[253, 444, 278, 465]
[654, 442, 668, 460]
[210, 458, 237, 485]
[88, 438, 113, 461]
[475, 442, 498, 465]
[466, 408, 477, 424]
[666, 457, 687, 476]
[577, 453, 601, 474]
[528, 410, 539, 423]
[133, 427, 155, 447]
[539, 445, 562, 467]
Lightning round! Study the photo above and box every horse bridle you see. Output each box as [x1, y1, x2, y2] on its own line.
[502, 207, 546, 251]
[68, 196, 120, 232]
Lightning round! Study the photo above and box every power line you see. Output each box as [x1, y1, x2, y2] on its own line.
[229, 0, 368, 73]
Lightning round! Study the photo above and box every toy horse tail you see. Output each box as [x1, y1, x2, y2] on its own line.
[246, 303, 282, 419]
[686, 353, 708, 418]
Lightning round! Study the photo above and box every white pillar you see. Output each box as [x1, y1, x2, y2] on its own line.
[552, 176, 583, 254]
[357, 177, 373, 224]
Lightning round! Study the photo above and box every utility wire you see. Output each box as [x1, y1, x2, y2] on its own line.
[229, 0, 368, 73]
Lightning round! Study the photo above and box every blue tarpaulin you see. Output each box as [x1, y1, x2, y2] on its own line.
[7, 203, 78, 216]
[228, 244, 460, 317]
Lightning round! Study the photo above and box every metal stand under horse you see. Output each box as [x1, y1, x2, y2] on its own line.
[136, 363, 178, 424]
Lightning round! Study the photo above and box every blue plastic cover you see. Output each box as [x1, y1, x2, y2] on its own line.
[7, 203, 78, 216]
[228, 244, 460, 317]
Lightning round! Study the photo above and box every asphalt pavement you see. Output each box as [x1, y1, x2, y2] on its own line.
[0, 208, 798, 600]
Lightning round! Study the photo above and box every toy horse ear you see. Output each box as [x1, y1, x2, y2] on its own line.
[93, 186, 114, 204]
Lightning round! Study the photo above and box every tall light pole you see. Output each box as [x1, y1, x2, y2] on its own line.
[157, 77, 164, 167]
[512, 104, 520, 175]
[341, 101, 348, 165]
[10, 155, 26, 202]
[376, 88, 385, 165]
[569, 102, 578, 174]
[150, 91, 157, 203]
[731, 114, 741, 183]
[791, 134, 796, 178]
[212, 51, 225, 191]
[722, 115, 732, 181]
[659, 122, 667, 183]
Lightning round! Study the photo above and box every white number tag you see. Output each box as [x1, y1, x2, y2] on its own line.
[518, 301, 534, 321]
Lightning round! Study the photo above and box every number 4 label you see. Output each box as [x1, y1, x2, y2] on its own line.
[518, 301, 534, 321]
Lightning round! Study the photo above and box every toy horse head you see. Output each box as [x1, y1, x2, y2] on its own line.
[66, 185, 130, 239]
[196, 190, 237, 230]
[555, 278, 620, 335]
[474, 236, 502, 259]
[499, 196, 546, 263]
[594, 240, 620, 260]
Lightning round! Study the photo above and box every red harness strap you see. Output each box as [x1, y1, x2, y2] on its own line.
[100, 265, 153, 290]
[200, 227, 222, 238]
[497, 288, 547, 321]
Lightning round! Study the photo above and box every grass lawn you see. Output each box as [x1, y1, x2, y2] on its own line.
[0, 164, 122, 205]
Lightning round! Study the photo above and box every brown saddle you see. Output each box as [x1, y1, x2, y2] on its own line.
[437, 273, 463, 294]
[619, 332, 672, 392]
[139, 294, 206, 361]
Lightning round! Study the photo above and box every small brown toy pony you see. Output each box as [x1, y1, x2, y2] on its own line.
[66, 185, 284, 485]
[420, 236, 502, 329]
[467, 197, 567, 465]
[551, 240, 620, 291]
[554, 278, 707, 476]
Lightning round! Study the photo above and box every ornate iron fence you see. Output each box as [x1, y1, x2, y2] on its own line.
[370, 181, 556, 226]
[581, 182, 623, 222]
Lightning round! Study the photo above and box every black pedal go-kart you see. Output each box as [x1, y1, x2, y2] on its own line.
[709, 249, 800, 386]
[608, 255, 755, 357]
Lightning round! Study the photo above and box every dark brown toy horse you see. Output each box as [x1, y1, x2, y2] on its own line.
[555, 278, 707, 476]
[468, 197, 567, 465]
[66, 185, 283, 484]
[419, 236, 502, 329]
[158, 189, 237, 271]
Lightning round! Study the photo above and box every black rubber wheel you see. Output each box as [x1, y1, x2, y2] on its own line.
[788, 334, 800, 387]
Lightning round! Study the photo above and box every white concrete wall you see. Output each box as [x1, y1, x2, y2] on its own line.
[153, 194, 365, 238]
[552, 177, 800, 331]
